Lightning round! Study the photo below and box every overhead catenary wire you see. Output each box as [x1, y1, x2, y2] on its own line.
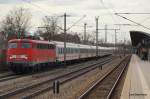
[21, 0, 55, 16]
[115, 14, 150, 30]
[67, 15, 86, 31]
[115, 12, 150, 24]
[140, 16, 150, 24]
[99, 0, 120, 24]
[22, 0, 87, 33]
[99, 0, 123, 45]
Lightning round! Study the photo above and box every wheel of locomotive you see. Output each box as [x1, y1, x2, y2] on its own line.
[21, 66, 24, 73]
[45, 63, 49, 69]
[33, 66, 37, 72]
[38, 64, 41, 71]
[34, 65, 37, 72]
[11, 66, 17, 73]
[17, 66, 21, 73]
[30, 67, 34, 73]
[40, 63, 44, 70]
[25, 67, 30, 73]
[36, 64, 39, 72]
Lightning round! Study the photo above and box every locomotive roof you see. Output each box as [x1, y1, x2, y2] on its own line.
[8, 39, 54, 44]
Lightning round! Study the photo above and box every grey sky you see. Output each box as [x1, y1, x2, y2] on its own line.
[0, 0, 150, 43]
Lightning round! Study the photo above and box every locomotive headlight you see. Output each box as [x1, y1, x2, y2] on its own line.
[20, 55, 28, 59]
[9, 55, 28, 59]
[10, 55, 16, 59]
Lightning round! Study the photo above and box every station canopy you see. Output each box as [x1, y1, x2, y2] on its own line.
[130, 31, 150, 47]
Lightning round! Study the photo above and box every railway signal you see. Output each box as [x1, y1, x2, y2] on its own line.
[53, 81, 60, 94]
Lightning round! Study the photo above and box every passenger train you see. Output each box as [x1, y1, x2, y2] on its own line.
[7, 39, 113, 73]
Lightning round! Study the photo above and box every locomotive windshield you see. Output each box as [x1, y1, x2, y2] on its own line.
[21, 43, 31, 48]
[8, 43, 17, 48]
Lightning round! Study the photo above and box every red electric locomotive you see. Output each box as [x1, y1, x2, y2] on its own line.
[7, 39, 113, 73]
[7, 39, 56, 73]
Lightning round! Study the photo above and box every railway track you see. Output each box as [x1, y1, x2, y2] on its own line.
[0, 56, 111, 84]
[0, 71, 14, 78]
[78, 55, 131, 99]
[0, 75, 21, 82]
[0, 56, 113, 95]
[0, 71, 22, 82]
[0, 56, 115, 99]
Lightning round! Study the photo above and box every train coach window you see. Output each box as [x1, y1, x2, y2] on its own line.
[21, 43, 31, 48]
[67, 48, 69, 53]
[41, 44, 45, 49]
[61, 48, 64, 54]
[48, 44, 55, 49]
[58, 48, 60, 54]
[8, 43, 17, 48]
[58, 48, 62, 54]
[36, 44, 55, 49]
[66, 48, 68, 53]
[37, 44, 41, 49]
[76, 49, 79, 53]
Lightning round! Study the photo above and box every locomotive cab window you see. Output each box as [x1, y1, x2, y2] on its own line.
[21, 43, 31, 48]
[8, 43, 17, 48]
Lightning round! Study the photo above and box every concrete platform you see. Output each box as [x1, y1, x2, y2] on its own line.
[121, 54, 150, 99]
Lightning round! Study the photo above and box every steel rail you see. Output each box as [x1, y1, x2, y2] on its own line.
[0, 55, 111, 83]
[22, 58, 113, 99]
[0, 56, 113, 98]
[78, 55, 131, 99]
[0, 75, 21, 82]
[106, 56, 130, 99]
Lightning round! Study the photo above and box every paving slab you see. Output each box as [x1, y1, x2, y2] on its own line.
[121, 54, 150, 99]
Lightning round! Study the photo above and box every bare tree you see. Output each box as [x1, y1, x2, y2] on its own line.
[78, 34, 84, 44]
[90, 34, 95, 45]
[40, 16, 59, 41]
[99, 38, 105, 45]
[1, 7, 32, 40]
[35, 29, 43, 36]
[0, 32, 7, 49]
